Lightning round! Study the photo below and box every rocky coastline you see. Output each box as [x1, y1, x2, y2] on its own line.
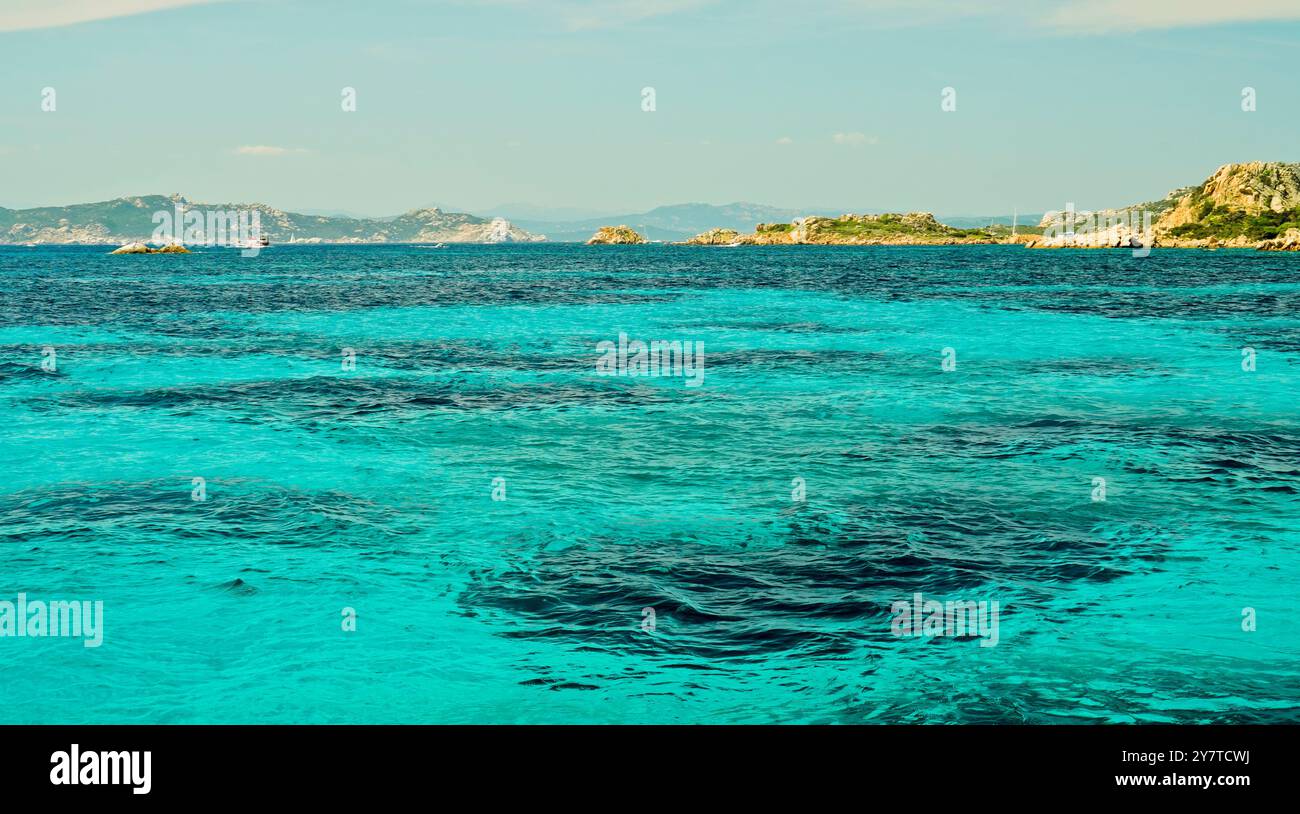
[586, 225, 647, 244]
[583, 163, 1300, 252]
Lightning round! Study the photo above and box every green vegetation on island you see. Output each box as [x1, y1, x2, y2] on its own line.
[1166, 203, 1300, 242]
[1031, 162, 1300, 250]
[586, 225, 647, 244]
[685, 212, 1034, 246]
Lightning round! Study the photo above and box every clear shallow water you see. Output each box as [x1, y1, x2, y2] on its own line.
[1, 244, 1297, 724]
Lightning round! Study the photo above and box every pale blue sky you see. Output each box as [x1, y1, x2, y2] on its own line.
[1, 0, 1297, 216]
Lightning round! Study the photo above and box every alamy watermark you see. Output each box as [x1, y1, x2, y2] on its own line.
[0, 593, 103, 647]
[50, 745, 150, 794]
[596, 333, 705, 387]
[890, 591, 999, 647]
[151, 203, 266, 257]
[1042, 202, 1154, 257]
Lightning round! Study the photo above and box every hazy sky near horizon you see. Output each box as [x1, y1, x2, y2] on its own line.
[1, 0, 1297, 217]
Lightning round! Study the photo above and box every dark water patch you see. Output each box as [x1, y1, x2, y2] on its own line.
[459, 496, 1149, 662]
[678, 320, 866, 335]
[32, 373, 703, 423]
[7, 246, 1299, 329]
[9, 336, 884, 380]
[0, 480, 426, 550]
[1210, 325, 1300, 355]
[518, 677, 601, 691]
[13, 336, 598, 374]
[0, 252, 683, 326]
[702, 348, 887, 372]
[0, 360, 63, 382]
[879, 419, 1300, 494]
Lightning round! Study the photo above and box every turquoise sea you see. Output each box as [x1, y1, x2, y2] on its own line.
[1, 244, 1297, 724]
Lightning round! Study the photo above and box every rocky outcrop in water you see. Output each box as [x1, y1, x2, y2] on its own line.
[109, 242, 190, 254]
[722, 213, 998, 245]
[684, 228, 742, 245]
[586, 225, 646, 244]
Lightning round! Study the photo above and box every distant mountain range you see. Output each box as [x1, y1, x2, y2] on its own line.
[0, 193, 1049, 245]
[500, 203, 1039, 241]
[5, 165, 1294, 249]
[0, 195, 543, 244]
[509, 203, 846, 242]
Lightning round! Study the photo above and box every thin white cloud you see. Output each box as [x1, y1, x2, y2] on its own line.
[835, 0, 1300, 32]
[0, 0, 226, 33]
[1045, 0, 1300, 32]
[475, 0, 715, 31]
[832, 132, 877, 146]
[235, 145, 302, 156]
[775, 136, 794, 145]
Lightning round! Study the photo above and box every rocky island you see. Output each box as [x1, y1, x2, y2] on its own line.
[1027, 162, 1300, 251]
[683, 227, 742, 245]
[109, 242, 190, 254]
[695, 212, 1004, 246]
[586, 225, 646, 244]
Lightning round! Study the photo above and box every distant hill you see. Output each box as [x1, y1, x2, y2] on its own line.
[1155, 162, 1300, 244]
[476, 203, 614, 222]
[1033, 162, 1300, 249]
[513, 202, 1037, 242]
[515, 202, 848, 242]
[0, 195, 543, 244]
